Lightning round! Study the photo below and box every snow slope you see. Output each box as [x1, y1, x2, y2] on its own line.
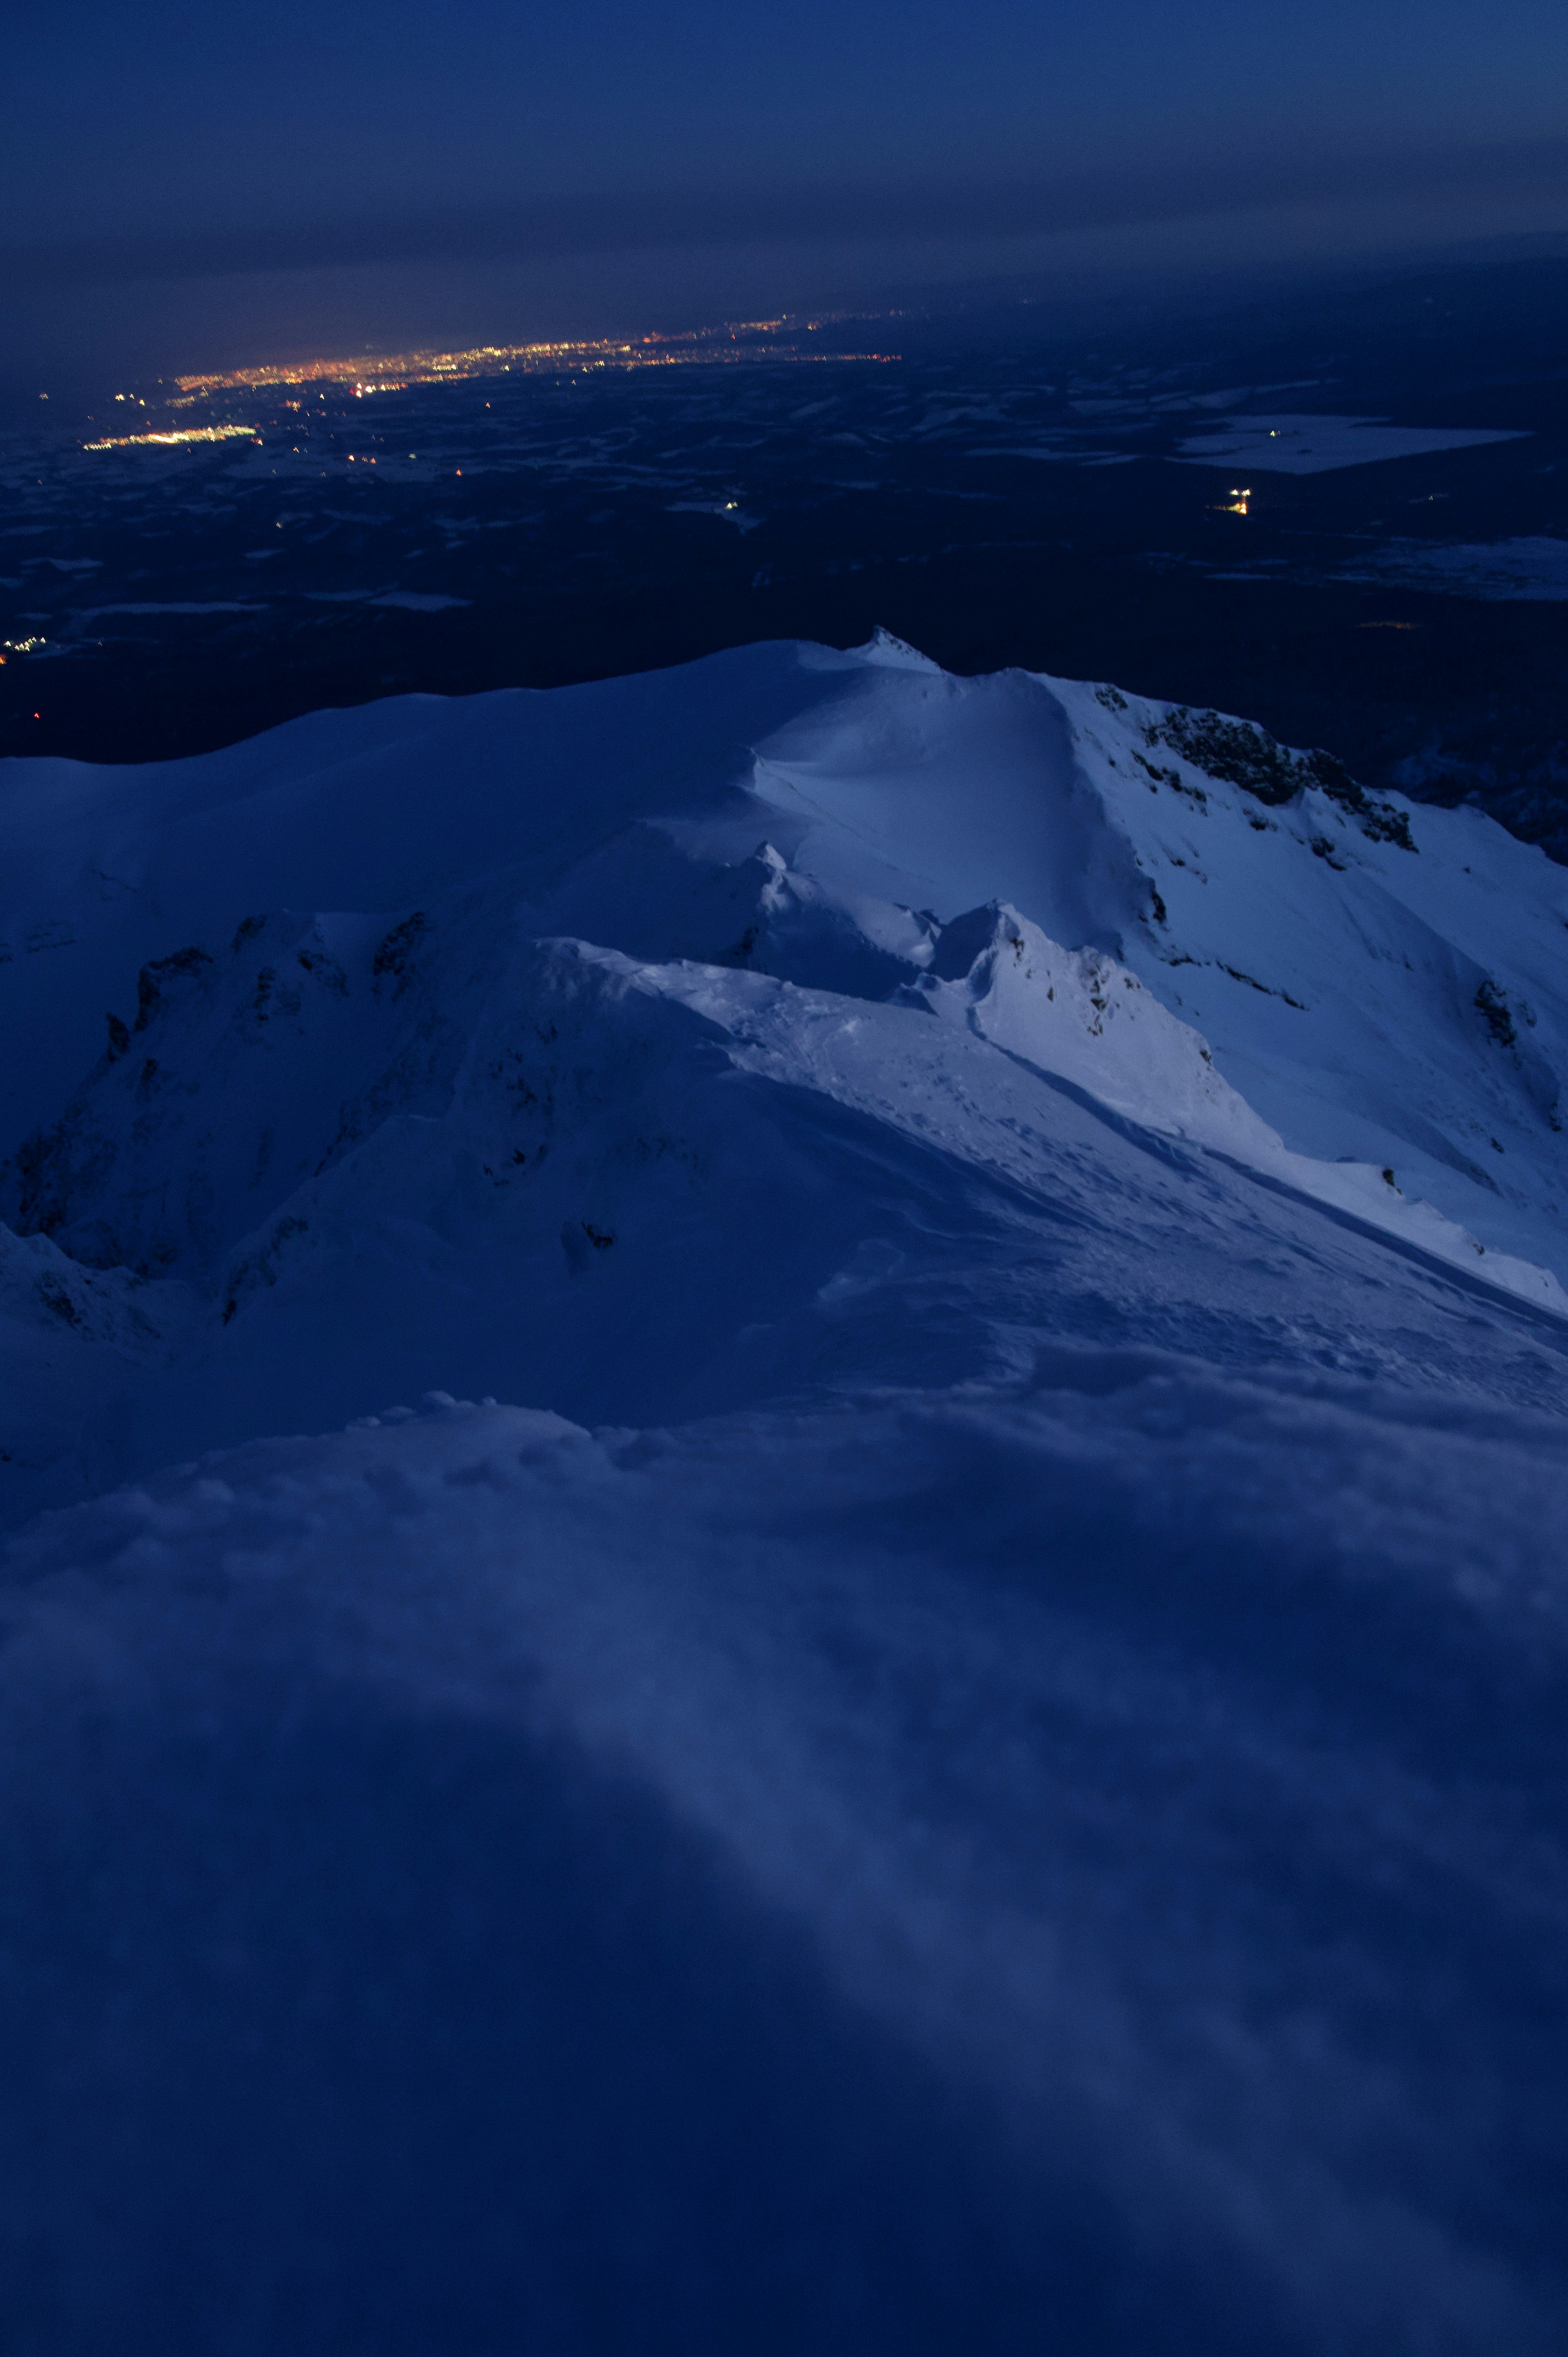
[2, 633, 1568, 2353]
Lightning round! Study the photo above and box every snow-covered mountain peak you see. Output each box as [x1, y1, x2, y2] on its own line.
[2, 626, 1568, 1518]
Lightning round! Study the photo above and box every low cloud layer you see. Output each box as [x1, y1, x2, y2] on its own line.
[4, 132, 1566, 292]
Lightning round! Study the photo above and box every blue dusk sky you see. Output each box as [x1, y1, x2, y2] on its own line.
[5, 0, 1567, 378]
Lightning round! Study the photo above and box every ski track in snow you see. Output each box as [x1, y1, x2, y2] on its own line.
[0, 631, 1566, 2352]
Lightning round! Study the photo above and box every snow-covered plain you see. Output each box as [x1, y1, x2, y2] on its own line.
[1339, 535, 1568, 601]
[2, 633, 1568, 2353]
[1169, 413, 1529, 473]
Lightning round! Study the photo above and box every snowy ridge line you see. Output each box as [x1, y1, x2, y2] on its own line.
[898, 895, 1567, 1316]
[974, 1015, 1568, 1323]
[1, 628, 1567, 1524]
[1207, 1145, 1568, 1329]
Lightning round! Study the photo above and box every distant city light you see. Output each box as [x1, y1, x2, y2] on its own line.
[82, 424, 261, 452]
[168, 316, 898, 399]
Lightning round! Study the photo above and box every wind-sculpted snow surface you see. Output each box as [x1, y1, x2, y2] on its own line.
[2, 633, 1568, 2352]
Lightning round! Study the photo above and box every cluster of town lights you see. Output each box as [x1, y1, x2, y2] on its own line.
[82, 424, 262, 452]
[169, 317, 894, 398]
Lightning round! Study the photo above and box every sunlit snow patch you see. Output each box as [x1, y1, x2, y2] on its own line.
[912, 900, 1568, 1316]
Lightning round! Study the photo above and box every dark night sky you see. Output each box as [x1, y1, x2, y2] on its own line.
[5, 0, 1568, 381]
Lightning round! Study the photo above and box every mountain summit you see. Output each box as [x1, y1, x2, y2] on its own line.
[2, 635, 1567, 2353]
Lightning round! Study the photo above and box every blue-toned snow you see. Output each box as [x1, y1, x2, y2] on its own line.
[1170, 413, 1529, 475]
[1339, 535, 1568, 600]
[1, 633, 1567, 2353]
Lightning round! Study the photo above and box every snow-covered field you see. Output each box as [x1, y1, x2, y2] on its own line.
[2, 633, 1567, 2352]
[1340, 535, 1568, 600]
[1170, 413, 1529, 473]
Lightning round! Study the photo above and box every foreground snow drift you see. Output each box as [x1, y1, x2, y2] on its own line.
[1, 633, 1567, 2351]
[7, 1378, 1568, 2354]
